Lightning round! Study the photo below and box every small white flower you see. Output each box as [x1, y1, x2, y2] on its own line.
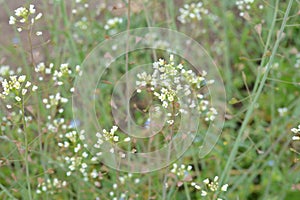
[22, 89, 27, 95]
[29, 4, 36, 14]
[15, 96, 21, 102]
[42, 186, 47, 191]
[82, 152, 88, 158]
[124, 137, 131, 142]
[203, 178, 209, 184]
[214, 176, 219, 182]
[35, 13, 43, 20]
[195, 185, 201, 190]
[9, 16, 16, 25]
[18, 75, 26, 82]
[113, 136, 119, 142]
[25, 81, 31, 88]
[221, 184, 228, 191]
[36, 31, 43, 36]
[201, 190, 207, 196]
[170, 54, 174, 61]
[32, 85, 38, 91]
[278, 107, 288, 116]
[60, 97, 68, 103]
[292, 136, 300, 141]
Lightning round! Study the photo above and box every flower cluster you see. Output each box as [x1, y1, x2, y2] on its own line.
[191, 176, 228, 199]
[291, 125, 300, 141]
[42, 93, 68, 111]
[35, 62, 82, 86]
[72, 0, 89, 15]
[170, 163, 193, 185]
[107, 173, 141, 200]
[136, 54, 217, 125]
[0, 75, 38, 105]
[36, 178, 67, 195]
[9, 4, 43, 34]
[236, 0, 264, 17]
[177, 2, 209, 24]
[94, 125, 131, 156]
[0, 65, 22, 82]
[59, 130, 92, 178]
[104, 17, 123, 35]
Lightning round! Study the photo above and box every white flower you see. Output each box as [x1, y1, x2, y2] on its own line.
[15, 7, 28, 17]
[82, 152, 88, 158]
[113, 136, 119, 142]
[18, 75, 26, 82]
[21, 89, 27, 95]
[195, 184, 201, 190]
[35, 13, 43, 20]
[32, 85, 38, 91]
[9, 16, 16, 25]
[36, 31, 43, 36]
[203, 178, 209, 184]
[25, 81, 31, 88]
[292, 136, 300, 141]
[124, 137, 131, 142]
[15, 96, 21, 102]
[29, 4, 36, 14]
[214, 176, 219, 182]
[221, 184, 228, 191]
[201, 190, 207, 196]
[278, 107, 288, 116]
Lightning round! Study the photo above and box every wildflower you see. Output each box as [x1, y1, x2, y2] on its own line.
[178, 2, 209, 24]
[201, 190, 207, 196]
[29, 4, 36, 14]
[221, 184, 229, 191]
[25, 81, 31, 88]
[203, 178, 209, 184]
[15, 96, 21, 102]
[21, 89, 27, 95]
[32, 85, 38, 91]
[35, 13, 43, 20]
[278, 107, 288, 117]
[18, 75, 26, 82]
[124, 137, 131, 142]
[291, 125, 300, 141]
[170, 163, 193, 181]
[36, 31, 43, 36]
[9, 16, 16, 25]
[136, 54, 217, 129]
[9, 4, 43, 34]
[104, 17, 123, 35]
[236, 0, 260, 17]
[36, 177, 67, 195]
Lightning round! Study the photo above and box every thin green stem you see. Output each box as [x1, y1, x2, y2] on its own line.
[0, 183, 17, 200]
[184, 182, 191, 200]
[22, 100, 33, 200]
[220, 0, 294, 186]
